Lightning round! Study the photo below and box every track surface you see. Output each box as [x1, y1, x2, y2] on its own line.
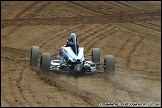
[1, 1, 161, 107]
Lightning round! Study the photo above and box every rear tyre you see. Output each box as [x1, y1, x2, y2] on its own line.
[92, 48, 100, 70]
[30, 46, 40, 66]
[104, 55, 115, 77]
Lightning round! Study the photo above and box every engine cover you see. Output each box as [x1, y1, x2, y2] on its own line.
[60, 46, 85, 63]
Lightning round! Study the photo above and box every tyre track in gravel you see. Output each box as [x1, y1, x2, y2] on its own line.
[1, 46, 30, 63]
[2, 57, 45, 107]
[1, 59, 30, 107]
[1, 1, 52, 46]
[2, 1, 51, 38]
[131, 21, 161, 32]
[146, 20, 161, 26]
[46, 73, 106, 106]
[68, 1, 105, 15]
[75, 24, 105, 42]
[57, 24, 87, 40]
[125, 37, 143, 69]
[2, 1, 39, 40]
[1, 9, 160, 27]
[1, 26, 21, 40]
[80, 26, 109, 47]
[83, 1, 117, 14]
[1, 47, 30, 106]
[20, 2, 51, 19]
[39, 24, 84, 48]
[81, 1, 116, 14]
[119, 23, 160, 42]
[78, 24, 111, 45]
[13, 1, 39, 19]
[105, 1, 136, 12]
[95, 28, 141, 70]
[85, 26, 117, 53]
[121, 1, 147, 10]
[105, 1, 129, 12]
[116, 1, 139, 11]
[107, 25, 160, 77]
[1, 2, 53, 106]
[1, 55, 17, 107]
[1, 63, 16, 107]
[1, 71, 13, 107]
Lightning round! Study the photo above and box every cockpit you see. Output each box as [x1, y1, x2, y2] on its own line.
[66, 33, 79, 55]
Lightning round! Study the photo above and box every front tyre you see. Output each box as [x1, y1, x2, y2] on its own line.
[30, 46, 40, 66]
[104, 55, 115, 77]
[92, 48, 100, 62]
[40, 53, 51, 73]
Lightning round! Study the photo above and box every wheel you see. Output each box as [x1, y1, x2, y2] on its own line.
[104, 55, 115, 77]
[40, 53, 51, 80]
[92, 48, 100, 70]
[92, 48, 100, 62]
[40, 53, 51, 73]
[30, 46, 40, 66]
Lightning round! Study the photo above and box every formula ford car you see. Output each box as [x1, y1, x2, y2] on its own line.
[30, 33, 115, 77]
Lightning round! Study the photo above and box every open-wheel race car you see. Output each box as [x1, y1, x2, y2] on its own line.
[30, 33, 115, 77]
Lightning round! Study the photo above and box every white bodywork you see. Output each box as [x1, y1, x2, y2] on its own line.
[50, 46, 96, 73]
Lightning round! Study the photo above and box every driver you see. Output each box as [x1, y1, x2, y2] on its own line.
[66, 33, 79, 55]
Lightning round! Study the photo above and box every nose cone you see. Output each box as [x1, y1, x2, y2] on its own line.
[74, 64, 82, 72]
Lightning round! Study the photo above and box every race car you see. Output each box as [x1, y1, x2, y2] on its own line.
[30, 33, 115, 77]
